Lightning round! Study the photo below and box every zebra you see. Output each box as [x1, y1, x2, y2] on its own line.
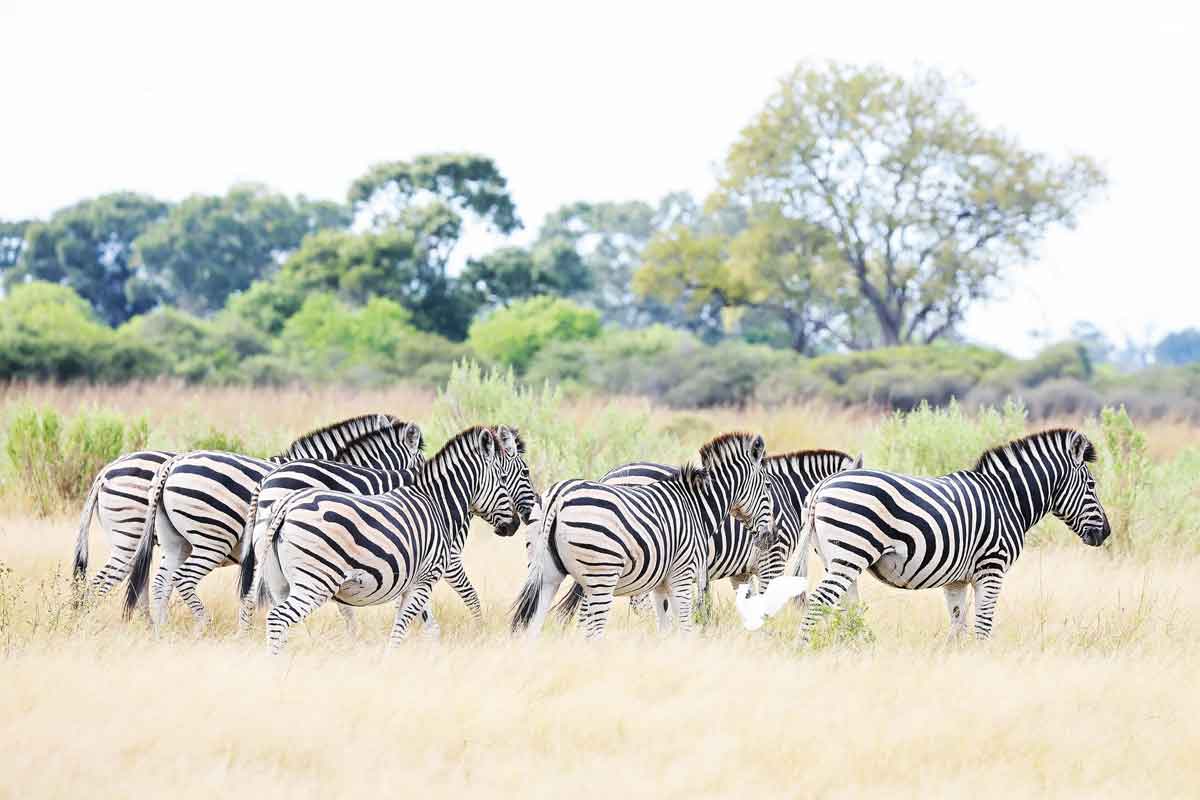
[120, 416, 425, 628]
[72, 413, 416, 604]
[511, 432, 773, 639]
[553, 449, 861, 621]
[254, 425, 515, 654]
[235, 425, 537, 633]
[797, 428, 1111, 640]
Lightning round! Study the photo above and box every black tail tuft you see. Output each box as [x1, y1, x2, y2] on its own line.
[552, 582, 585, 623]
[510, 576, 541, 634]
[238, 538, 256, 601]
[123, 514, 157, 621]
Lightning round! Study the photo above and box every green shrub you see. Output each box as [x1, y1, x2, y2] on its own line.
[3, 406, 149, 515]
[468, 296, 601, 372]
[869, 399, 1028, 476]
[428, 361, 689, 485]
[1091, 406, 1152, 554]
[184, 427, 259, 456]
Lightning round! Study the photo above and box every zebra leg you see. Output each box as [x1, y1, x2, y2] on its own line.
[442, 552, 483, 621]
[266, 583, 334, 656]
[336, 603, 359, 638]
[943, 581, 971, 641]
[581, 588, 615, 640]
[149, 512, 190, 628]
[387, 580, 436, 648]
[667, 576, 695, 634]
[171, 546, 232, 632]
[420, 608, 441, 641]
[843, 580, 861, 607]
[800, 556, 871, 640]
[650, 586, 672, 633]
[971, 574, 1005, 640]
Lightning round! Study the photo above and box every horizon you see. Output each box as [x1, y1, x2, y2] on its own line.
[2, 1, 1195, 357]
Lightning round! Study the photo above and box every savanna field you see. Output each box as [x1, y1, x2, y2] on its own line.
[2, 370, 1199, 798]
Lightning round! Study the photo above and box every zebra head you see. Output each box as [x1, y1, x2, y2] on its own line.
[755, 448, 862, 552]
[698, 432, 773, 537]
[1050, 431, 1111, 547]
[464, 427, 517, 536]
[493, 425, 536, 536]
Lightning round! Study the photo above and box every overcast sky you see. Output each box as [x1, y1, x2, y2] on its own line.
[2, 1, 1196, 356]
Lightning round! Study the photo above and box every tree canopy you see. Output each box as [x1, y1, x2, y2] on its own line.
[637, 63, 1107, 352]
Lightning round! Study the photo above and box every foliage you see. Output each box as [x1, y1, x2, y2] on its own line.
[132, 183, 349, 315]
[5, 193, 169, 325]
[468, 296, 601, 372]
[117, 307, 269, 384]
[348, 153, 520, 234]
[1092, 406, 1151, 554]
[277, 294, 467, 386]
[639, 62, 1107, 351]
[428, 362, 690, 484]
[0, 220, 29, 272]
[805, 602, 876, 651]
[1154, 328, 1200, 366]
[184, 427, 260, 456]
[869, 399, 1028, 476]
[0, 282, 166, 382]
[461, 240, 591, 308]
[3, 405, 149, 515]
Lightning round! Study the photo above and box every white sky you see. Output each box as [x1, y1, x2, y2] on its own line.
[1, 1, 1196, 356]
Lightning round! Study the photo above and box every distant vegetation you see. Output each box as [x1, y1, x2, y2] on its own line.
[2, 62, 1196, 416]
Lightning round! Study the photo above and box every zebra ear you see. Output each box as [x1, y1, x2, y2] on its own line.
[477, 428, 498, 461]
[403, 423, 423, 452]
[749, 435, 766, 465]
[1069, 432, 1092, 466]
[496, 425, 518, 458]
[848, 453, 864, 470]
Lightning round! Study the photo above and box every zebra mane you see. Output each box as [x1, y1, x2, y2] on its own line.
[973, 428, 1096, 472]
[281, 414, 422, 460]
[428, 425, 497, 467]
[766, 448, 854, 469]
[678, 462, 707, 488]
[698, 432, 763, 466]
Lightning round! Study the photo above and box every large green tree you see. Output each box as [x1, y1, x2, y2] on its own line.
[133, 184, 349, 315]
[0, 220, 30, 275]
[7, 193, 169, 325]
[461, 239, 591, 308]
[638, 63, 1107, 351]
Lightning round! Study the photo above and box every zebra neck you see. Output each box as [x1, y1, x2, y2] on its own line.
[696, 479, 736, 533]
[977, 455, 1062, 535]
[412, 459, 474, 538]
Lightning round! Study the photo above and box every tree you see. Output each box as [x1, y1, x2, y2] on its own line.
[0, 220, 30, 275]
[132, 184, 349, 315]
[536, 195, 713, 328]
[467, 295, 601, 372]
[348, 153, 520, 234]
[1155, 328, 1200, 365]
[7, 193, 169, 325]
[640, 63, 1107, 351]
[461, 239, 590, 308]
[1069, 321, 1114, 365]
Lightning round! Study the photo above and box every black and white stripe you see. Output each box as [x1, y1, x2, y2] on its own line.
[259, 426, 514, 654]
[236, 426, 537, 632]
[798, 428, 1111, 639]
[74, 413, 419, 604]
[121, 416, 425, 627]
[511, 432, 772, 639]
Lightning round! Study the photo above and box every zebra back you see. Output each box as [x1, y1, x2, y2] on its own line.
[275, 414, 424, 469]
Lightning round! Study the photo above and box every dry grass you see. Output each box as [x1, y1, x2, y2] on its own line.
[2, 382, 1197, 797]
[2, 507, 1198, 798]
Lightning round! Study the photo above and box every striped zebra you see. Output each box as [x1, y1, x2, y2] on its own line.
[255, 425, 514, 654]
[797, 428, 1111, 639]
[553, 449, 860, 621]
[72, 413, 414, 603]
[121, 416, 425, 628]
[235, 425, 536, 633]
[512, 432, 773, 639]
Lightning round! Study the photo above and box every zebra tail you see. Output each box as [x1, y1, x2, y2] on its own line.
[237, 485, 263, 601]
[552, 582, 585, 623]
[510, 491, 564, 633]
[122, 453, 181, 621]
[255, 494, 294, 608]
[73, 471, 103, 584]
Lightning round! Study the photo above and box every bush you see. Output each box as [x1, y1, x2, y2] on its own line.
[1090, 406, 1151, 554]
[468, 296, 601, 372]
[428, 361, 690, 484]
[869, 399, 1028, 476]
[185, 427, 266, 457]
[3, 406, 149, 515]
[118, 307, 269, 384]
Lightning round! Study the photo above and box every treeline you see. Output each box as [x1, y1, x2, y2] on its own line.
[2, 63, 1198, 416]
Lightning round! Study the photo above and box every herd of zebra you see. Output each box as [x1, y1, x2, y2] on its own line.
[71, 412, 1112, 653]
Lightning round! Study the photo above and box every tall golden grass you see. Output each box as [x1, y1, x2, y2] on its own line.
[1, 382, 1198, 796]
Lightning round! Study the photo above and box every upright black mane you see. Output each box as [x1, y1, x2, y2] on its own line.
[973, 428, 1095, 472]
